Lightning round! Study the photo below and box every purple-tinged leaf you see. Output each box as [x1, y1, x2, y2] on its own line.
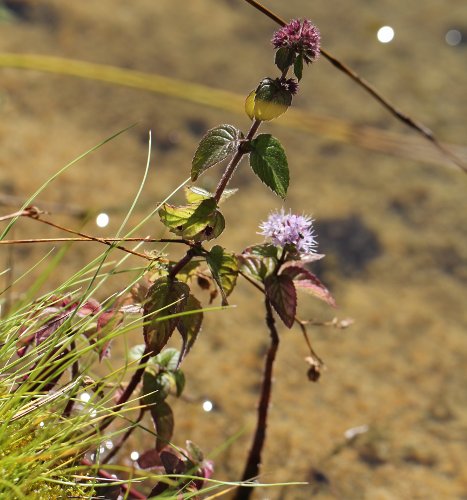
[137, 448, 161, 469]
[281, 265, 336, 307]
[237, 254, 269, 283]
[143, 277, 189, 355]
[264, 274, 297, 328]
[76, 298, 101, 317]
[177, 294, 203, 361]
[160, 450, 186, 474]
[149, 401, 174, 452]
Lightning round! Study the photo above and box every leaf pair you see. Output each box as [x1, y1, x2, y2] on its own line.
[191, 124, 289, 199]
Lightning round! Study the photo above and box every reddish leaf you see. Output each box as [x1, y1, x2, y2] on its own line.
[281, 265, 336, 307]
[76, 298, 101, 317]
[264, 274, 297, 328]
[137, 448, 161, 469]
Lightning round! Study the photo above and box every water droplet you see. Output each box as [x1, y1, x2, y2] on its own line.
[202, 400, 213, 412]
[80, 392, 91, 403]
[130, 451, 140, 461]
[445, 29, 462, 46]
[96, 213, 110, 228]
[377, 26, 395, 43]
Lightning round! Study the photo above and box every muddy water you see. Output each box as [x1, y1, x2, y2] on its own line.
[1, 1, 466, 498]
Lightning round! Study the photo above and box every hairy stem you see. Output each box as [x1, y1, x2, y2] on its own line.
[235, 297, 279, 500]
[214, 119, 261, 202]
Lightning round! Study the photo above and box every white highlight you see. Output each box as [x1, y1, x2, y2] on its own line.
[39, 421, 45, 427]
[377, 26, 395, 43]
[96, 213, 110, 228]
[80, 392, 91, 403]
[445, 29, 462, 46]
[202, 400, 213, 412]
[105, 440, 114, 450]
[344, 424, 369, 440]
[130, 451, 140, 461]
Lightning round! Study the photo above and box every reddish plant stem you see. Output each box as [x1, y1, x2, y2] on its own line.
[235, 297, 279, 500]
[214, 119, 261, 202]
[98, 347, 152, 434]
[62, 341, 80, 418]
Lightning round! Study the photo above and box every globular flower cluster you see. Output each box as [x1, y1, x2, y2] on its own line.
[259, 208, 317, 254]
[277, 77, 299, 95]
[272, 19, 321, 64]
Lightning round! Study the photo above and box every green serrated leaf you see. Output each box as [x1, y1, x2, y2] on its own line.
[206, 245, 239, 305]
[177, 294, 203, 360]
[249, 134, 289, 198]
[149, 401, 174, 452]
[294, 54, 304, 81]
[159, 198, 225, 241]
[191, 125, 242, 181]
[275, 47, 295, 72]
[265, 274, 297, 328]
[143, 277, 190, 354]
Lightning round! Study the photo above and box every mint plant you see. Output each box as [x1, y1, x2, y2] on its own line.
[2, 17, 336, 500]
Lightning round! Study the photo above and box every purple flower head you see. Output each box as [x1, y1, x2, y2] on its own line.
[258, 208, 317, 254]
[272, 19, 321, 64]
[277, 77, 299, 95]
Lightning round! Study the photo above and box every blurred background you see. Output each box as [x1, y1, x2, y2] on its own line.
[1, 1, 466, 498]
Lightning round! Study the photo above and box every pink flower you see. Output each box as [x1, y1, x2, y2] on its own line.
[272, 19, 321, 64]
[259, 208, 317, 254]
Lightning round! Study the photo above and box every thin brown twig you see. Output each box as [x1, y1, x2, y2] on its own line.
[242, 0, 467, 174]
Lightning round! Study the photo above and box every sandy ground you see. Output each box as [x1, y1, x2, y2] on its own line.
[0, 1, 466, 498]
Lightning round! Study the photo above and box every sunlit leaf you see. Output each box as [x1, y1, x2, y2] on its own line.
[143, 277, 189, 354]
[185, 185, 237, 205]
[264, 274, 297, 328]
[249, 134, 289, 199]
[206, 245, 239, 305]
[159, 198, 225, 242]
[191, 124, 242, 181]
